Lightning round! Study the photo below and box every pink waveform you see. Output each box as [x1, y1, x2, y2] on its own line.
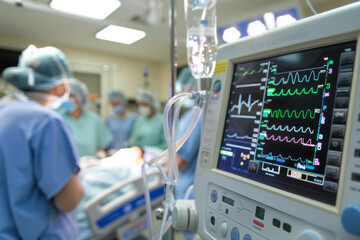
[265, 135, 315, 146]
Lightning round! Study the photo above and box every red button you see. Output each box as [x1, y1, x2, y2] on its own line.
[253, 220, 264, 227]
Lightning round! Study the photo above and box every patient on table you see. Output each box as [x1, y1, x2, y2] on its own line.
[76, 146, 161, 240]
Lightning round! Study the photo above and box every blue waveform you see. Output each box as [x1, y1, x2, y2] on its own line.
[226, 133, 253, 140]
[272, 70, 325, 86]
[266, 124, 314, 134]
[230, 94, 259, 115]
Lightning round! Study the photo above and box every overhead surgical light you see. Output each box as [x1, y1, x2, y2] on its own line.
[50, 0, 121, 20]
[218, 8, 299, 43]
[95, 25, 146, 45]
[264, 12, 276, 29]
[276, 14, 297, 27]
[222, 27, 241, 43]
[247, 20, 267, 36]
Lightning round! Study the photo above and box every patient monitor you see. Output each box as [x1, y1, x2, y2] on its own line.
[194, 3, 360, 240]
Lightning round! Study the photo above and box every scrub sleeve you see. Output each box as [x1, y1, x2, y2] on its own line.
[32, 116, 79, 200]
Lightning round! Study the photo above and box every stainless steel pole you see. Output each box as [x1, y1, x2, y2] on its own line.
[169, 0, 177, 99]
[169, 0, 177, 239]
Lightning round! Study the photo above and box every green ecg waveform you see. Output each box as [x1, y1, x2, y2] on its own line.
[270, 70, 325, 86]
[237, 67, 264, 77]
[269, 84, 330, 97]
[266, 109, 317, 119]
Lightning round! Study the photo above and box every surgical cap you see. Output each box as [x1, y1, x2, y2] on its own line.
[69, 79, 90, 109]
[175, 67, 195, 93]
[2, 45, 72, 90]
[108, 89, 128, 105]
[138, 91, 156, 110]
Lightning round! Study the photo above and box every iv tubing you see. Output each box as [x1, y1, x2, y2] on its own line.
[154, 217, 172, 239]
[148, 94, 203, 167]
[142, 92, 204, 240]
[158, 95, 189, 239]
[185, 184, 194, 200]
[141, 164, 153, 239]
[163, 94, 187, 182]
[156, 97, 186, 239]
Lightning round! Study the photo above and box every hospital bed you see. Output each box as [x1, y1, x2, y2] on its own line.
[83, 170, 164, 240]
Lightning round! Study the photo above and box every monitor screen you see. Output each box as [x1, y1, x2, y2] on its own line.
[217, 41, 356, 206]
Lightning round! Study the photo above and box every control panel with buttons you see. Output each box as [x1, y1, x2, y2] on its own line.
[204, 184, 335, 240]
[325, 51, 355, 194]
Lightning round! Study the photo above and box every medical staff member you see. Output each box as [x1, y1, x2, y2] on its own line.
[61, 80, 114, 158]
[0, 45, 84, 239]
[106, 89, 137, 152]
[130, 92, 167, 150]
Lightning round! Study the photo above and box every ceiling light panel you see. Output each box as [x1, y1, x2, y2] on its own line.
[50, 0, 121, 20]
[95, 25, 146, 45]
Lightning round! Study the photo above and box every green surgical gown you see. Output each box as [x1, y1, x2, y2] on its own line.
[130, 113, 167, 150]
[61, 111, 114, 157]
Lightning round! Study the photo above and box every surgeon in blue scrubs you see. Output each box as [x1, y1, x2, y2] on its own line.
[0, 45, 84, 239]
[106, 89, 137, 152]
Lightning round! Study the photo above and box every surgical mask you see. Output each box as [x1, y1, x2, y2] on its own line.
[48, 82, 71, 109]
[138, 106, 152, 117]
[48, 90, 70, 109]
[24, 82, 71, 109]
[61, 99, 76, 112]
[114, 106, 124, 115]
[24, 91, 61, 108]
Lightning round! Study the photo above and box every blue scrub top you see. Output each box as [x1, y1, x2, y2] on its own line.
[106, 113, 137, 150]
[0, 99, 79, 240]
[175, 110, 202, 199]
[130, 113, 167, 150]
[61, 111, 114, 157]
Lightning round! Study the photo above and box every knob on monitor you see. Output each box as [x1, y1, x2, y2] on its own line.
[341, 205, 360, 235]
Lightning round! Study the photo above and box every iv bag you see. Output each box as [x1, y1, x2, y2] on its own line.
[185, 0, 218, 80]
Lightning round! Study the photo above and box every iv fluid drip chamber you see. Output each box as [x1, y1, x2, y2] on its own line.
[185, 0, 218, 80]
[341, 205, 360, 235]
[193, 2, 360, 240]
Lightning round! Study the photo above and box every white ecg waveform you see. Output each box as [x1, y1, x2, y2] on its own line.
[226, 133, 253, 140]
[265, 152, 311, 164]
[230, 94, 259, 115]
[266, 124, 314, 134]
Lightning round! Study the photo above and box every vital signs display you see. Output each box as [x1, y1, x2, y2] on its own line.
[217, 41, 356, 205]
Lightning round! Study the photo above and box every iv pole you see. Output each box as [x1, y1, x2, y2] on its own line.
[169, 0, 177, 100]
[169, 0, 177, 239]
